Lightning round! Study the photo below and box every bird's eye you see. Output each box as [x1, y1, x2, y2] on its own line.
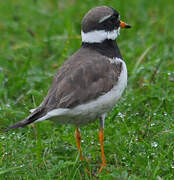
[113, 14, 120, 22]
[108, 16, 116, 23]
[115, 14, 119, 20]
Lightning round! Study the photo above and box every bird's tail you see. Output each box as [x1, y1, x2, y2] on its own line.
[5, 108, 45, 132]
[5, 118, 31, 132]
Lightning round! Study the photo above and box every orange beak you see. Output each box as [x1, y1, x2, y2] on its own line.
[120, 21, 131, 28]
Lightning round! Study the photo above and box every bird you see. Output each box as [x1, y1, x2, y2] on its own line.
[6, 6, 131, 172]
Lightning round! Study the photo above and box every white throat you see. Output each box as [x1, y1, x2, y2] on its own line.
[81, 27, 120, 43]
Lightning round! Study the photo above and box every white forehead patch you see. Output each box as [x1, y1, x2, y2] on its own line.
[81, 27, 120, 43]
[118, 15, 120, 21]
[99, 14, 112, 23]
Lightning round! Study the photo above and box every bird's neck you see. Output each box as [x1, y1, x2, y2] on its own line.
[81, 39, 122, 59]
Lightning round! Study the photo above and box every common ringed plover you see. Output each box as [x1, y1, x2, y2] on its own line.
[6, 6, 131, 172]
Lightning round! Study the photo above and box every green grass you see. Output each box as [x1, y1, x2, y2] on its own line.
[0, 0, 174, 179]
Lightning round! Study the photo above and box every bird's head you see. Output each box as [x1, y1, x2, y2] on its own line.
[81, 6, 131, 43]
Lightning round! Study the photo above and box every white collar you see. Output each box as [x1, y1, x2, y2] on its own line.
[81, 27, 120, 43]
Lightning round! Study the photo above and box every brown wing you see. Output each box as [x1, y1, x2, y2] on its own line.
[41, 47, 122, 111]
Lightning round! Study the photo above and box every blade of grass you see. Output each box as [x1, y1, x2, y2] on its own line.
[132, 45, 154, 75]
[0, 166, 22, 175]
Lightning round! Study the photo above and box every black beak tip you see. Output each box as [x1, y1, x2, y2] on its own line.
[125, 24, 131, 28]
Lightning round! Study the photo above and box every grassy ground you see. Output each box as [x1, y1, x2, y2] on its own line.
[0, 0, 174, 179]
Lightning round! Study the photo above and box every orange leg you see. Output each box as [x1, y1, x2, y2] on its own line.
[75, 127, 83, 160]
[98, 115, 107, 173]
[99, 127, 106, 173]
